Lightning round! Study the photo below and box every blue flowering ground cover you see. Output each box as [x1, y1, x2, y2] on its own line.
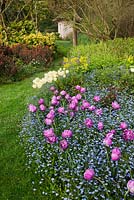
[20, 84, 134, 200]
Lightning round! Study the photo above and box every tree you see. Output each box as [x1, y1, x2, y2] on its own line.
[48, 0, 134, 40]
[74, 0, 134, 39]
[48, 0, 83, 46]
[0, 0, 49, 31]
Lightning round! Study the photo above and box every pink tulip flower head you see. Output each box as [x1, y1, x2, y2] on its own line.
[47, 135, 57, 144]
[89, 105, 96, 111]
[111, 147, 121, 161]
[38, 98, 44, 105]
[51, 96, 59, 106]
[44, 118, 53, 125]
[60, 139, 68, 150]
[43, 128, 57, 144]
[54, 90, 59, 95]
[84, 169, 95, 181]
[39, 104, 46, 111]
[58, 107, 65, 114]
[62, 130, 73, 138]
[57, 96, 61, 101]
[82, 100, 90, 109]
[80, 87, 86, 93]
[50, 86, 55, 91]
[106, 130, 116, 139]
[98, 121, 104, 131]
[28, 104, 37, 112]
[103, 137, 112, 147]
[123, 129, 134, 141]
[75, 85, 81, 90]
[60, 90, 67, 96]
[43, 128, 54, 138]
[110, 129, 116, 135]
[76, 94, 82, 100]
[106, 132, 114, 139]
[84, 118, 93, 128]
[46, 110, 55, 120]
[93, 96, 101, 102]
[120, 122, 128, 129]
[65, 94, 71, 101]
[69, 102, 77, 110]
[112, 101, 120, 110]
[71, 97, 78, 105]
[127, 180, 134, 194]
[95, 108, 103, 116]
[70, 112, 75, 118]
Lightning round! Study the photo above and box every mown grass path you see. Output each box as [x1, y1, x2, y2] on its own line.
[0, 77, 44, 200]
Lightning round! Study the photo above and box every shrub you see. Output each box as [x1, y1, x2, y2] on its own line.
[0, 21, 57, 49]
[86, 65, 134, 93]
[0, 45, 17, 78]
[0, 20, 35, 45]
[20, 85, 134, 199]
[22, 32, 57, 47]
[12, 44, 54, 65]
[69, 38, 134, 69]
[63, 56, 90, 72]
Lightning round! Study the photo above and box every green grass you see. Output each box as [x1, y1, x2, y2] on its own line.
[55, 40, 72, 57]
[0, 76, 43, 200]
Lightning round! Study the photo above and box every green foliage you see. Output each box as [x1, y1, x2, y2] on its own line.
[22, 32, 57, 47]
[70, 38, 134, 69]
[78, 33, 92, 45]
[55, 70, 84, 91]
[63, 56, 90, 72]
[55, 40, 72, 57]
[0, 44, 55, 83]
[1, 20, 57, 47]
[7, 20, 35, 44]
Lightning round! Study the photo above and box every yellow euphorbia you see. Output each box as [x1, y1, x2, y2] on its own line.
[128, 55, 134, 65]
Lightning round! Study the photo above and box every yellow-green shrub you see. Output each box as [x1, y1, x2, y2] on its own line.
[22, 32, 57, 47]
[63, 56, 89, 72]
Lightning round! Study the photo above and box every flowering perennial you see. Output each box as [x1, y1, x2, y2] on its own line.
[32, 68, 69, 88]
[20, 85, 134, 199]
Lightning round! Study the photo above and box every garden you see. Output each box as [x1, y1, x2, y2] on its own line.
[0, 1, 134, 200]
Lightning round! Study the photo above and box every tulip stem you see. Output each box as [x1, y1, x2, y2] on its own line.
[124, 190, 129, 200]
[94, 177, 109, 198]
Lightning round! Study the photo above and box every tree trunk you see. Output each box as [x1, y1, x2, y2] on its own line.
[73, 27, 77, 46]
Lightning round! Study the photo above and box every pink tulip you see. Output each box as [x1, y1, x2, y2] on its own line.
[84, 118, 93, 128]
[112, 101, 120, 110]
[38, 98, 44, 105]
[84, 169, 95, 181]
[39, 104, 46, 111]
[62, 130, 73, 138]
[120, 122, 128, 129]
[28, 104, 37, 112]
[103, 137, 112, 147]
[93, 96, 101, 102]
[111, 147, 121, 161]
[127, 180, 134, 194]
[60, 139, 68, 150]
[60, 90, 67, 96]
[98, 122, 104, 131]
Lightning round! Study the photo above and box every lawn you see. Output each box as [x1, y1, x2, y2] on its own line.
[0, 76, 42, 199]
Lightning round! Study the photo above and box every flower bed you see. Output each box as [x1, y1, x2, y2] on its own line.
[20, 86, 134, 199]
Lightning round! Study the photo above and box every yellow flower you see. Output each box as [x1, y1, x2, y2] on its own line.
[63, 57, 69, 63]
[128, 55, 134, 64]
